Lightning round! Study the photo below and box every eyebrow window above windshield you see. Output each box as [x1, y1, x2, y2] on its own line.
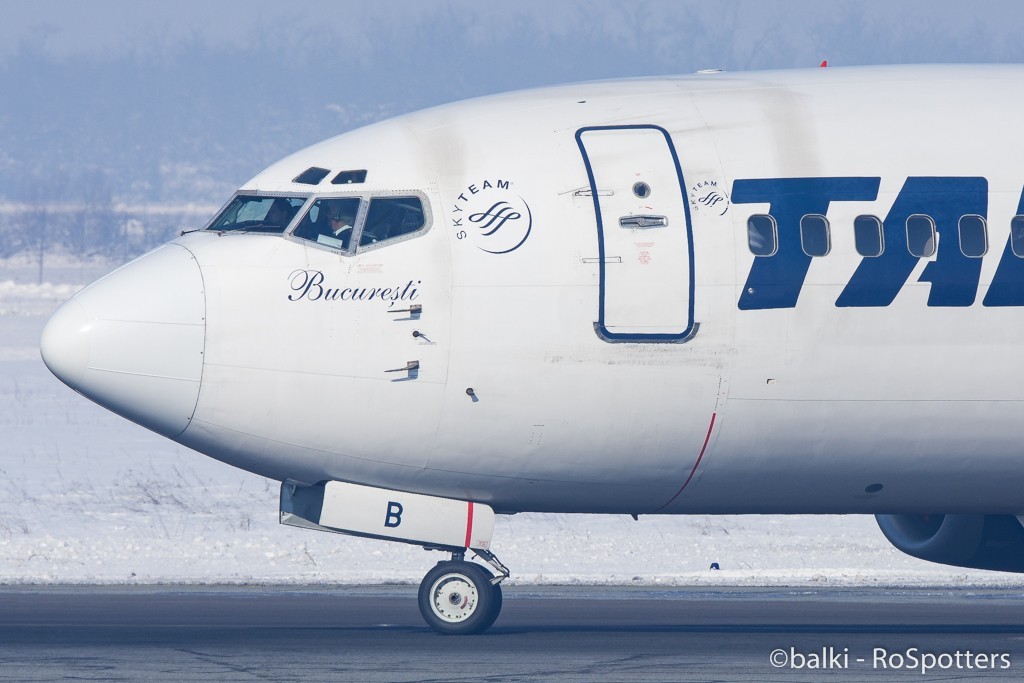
[207, 195, 306, 233]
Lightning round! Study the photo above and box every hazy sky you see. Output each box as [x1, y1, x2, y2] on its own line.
[4, 1, 1023, 68]
[2, 0, 1023, 204]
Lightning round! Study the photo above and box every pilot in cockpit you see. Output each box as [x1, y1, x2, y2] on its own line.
[293, 197, 360, 250]
[326, 203, 355, 243]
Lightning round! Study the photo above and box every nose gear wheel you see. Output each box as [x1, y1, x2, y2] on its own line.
[418, 560, 503, 635]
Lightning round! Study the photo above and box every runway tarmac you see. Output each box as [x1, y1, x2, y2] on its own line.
[2, 585, 1023, 681]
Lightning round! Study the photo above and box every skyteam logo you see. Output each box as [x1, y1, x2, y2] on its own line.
[451, 178, 533, 254]
[689, 179, 730, 216]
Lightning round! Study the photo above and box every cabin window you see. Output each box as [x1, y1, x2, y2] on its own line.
[291, 197, 363, 250]
[854, 215, 884, 257]
[746, 214, 777, 257]
[356, 197, 427, 251]
[1011, 215, 1024, 258]
[800, 214, 830, 257]
[906, 214, 936, 258]
[207, 195, 307, 233]
[958, 214, 987, 258]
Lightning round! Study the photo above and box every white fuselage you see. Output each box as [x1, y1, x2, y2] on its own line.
[42, 65, 1024, 516]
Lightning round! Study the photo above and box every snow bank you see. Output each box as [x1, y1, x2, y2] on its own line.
[0, 280, 84, 317]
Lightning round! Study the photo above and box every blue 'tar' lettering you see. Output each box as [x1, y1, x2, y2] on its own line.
[837, 177, 987, 307]
[733, 178, 880, 310]
[918, 178, 987, 306]
[983, 187, 1024, 307]
[384, 501, 403, 528]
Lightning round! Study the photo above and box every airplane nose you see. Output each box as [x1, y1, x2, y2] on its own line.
[40, 244, 206, 438]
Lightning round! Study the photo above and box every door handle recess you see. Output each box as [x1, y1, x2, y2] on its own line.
[619, 215, 667, 228]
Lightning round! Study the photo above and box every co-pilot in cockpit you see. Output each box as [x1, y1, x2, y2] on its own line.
[207, 195, 306, 233]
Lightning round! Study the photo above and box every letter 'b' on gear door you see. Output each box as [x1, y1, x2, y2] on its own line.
[576, 125, 696, 342]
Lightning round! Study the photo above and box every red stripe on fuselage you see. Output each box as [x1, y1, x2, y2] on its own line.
[657, 412, 717, 512]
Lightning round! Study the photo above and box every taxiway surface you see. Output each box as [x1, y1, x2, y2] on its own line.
[1, 585, 1023, 681]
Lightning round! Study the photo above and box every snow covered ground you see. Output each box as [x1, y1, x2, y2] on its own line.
[2, 258, 1022, 588]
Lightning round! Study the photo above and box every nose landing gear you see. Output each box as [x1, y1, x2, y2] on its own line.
[418, 549, 509, 635]
[278, 481, 508, 634]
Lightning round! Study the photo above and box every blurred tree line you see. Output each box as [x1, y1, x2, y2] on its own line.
[0, 171, 216, 282]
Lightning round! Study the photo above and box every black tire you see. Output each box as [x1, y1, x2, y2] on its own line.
[418, 560, 501, 635]
[478, 580, 502, 632]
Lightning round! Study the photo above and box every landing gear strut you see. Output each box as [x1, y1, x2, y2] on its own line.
[279, 481, 507, 633]
[418, 549, 509, 635]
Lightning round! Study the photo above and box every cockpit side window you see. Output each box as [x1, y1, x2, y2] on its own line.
[288, 193, 430, 254]
[356, 197, 426, 251]
[292, 197, 363, 251]
[207, 195, 306, 233]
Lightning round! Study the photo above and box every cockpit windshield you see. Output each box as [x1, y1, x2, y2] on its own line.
[205, 191, 429, 252]
[290, 195, 428, 253]
[207, 195, 307, 233]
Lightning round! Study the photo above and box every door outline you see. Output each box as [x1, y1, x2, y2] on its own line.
[575, 124, 697, 343]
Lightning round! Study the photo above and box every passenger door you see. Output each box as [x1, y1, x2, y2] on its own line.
[576, 125, 696, 342]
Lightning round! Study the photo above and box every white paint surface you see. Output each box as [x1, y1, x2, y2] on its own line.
[2, 275, 1020, 586]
